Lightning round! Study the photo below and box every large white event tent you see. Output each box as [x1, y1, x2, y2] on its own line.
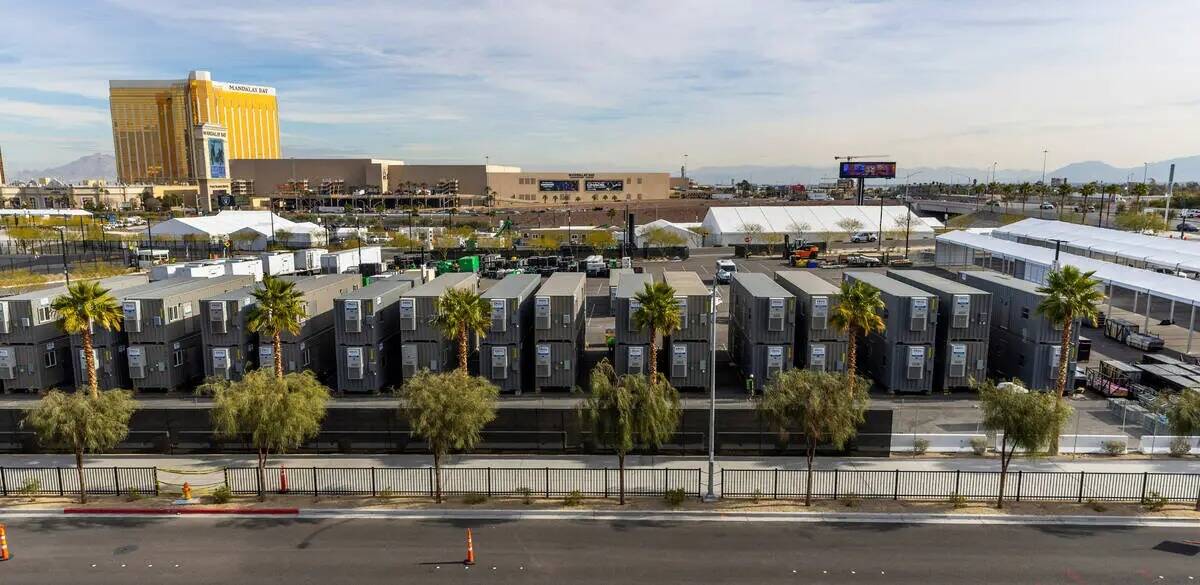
[992, 218, 1200, 274]
[936, 229, 1200, 352]
[150, 211, 327, 250]
[700, 205, 941, 246]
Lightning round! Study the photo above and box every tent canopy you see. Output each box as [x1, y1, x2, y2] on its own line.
[701, 205, 936, 245]
[993, 218, 1200, 273]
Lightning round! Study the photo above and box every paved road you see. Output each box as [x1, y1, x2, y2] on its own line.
[2, 517, 1198, 584]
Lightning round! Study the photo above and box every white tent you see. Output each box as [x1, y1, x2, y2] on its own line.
[152, 210, 327, 250]
[700, 205, 937, 246]
[993, 218, 1200, 274]
[635, 219, 704, 248]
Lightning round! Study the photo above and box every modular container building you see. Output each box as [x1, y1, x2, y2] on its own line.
[399, 339, 453, 379]
[123, 275, 256, 391]
[958, 270, 1081, 344]
[260, 252, 297, 276]
[615, 273, 655, 346]
[728, 273, 796, 346]
[664, 340, 713, 391]
[989, 327, 1077, 391]
[842, 272, 937, 393]
[615, 342, 650, 377]
[320, 246, 383, 274]
[199, 285, 259, 381]
[256, 274, 361, 382]
[334, 275, 420, 393]
[728, 336, 792, 392]
[886, 269, 991, 391]
[662, 272, 713, 342]
[532, 273, 586, 391]
[608, 268, 633, 310]
[294, 248, 327, 274]
[478, 274, 542, 393]
[67, 279, 183, 392]
[399, 272, 481, 343]
[774, 271, 848, 372]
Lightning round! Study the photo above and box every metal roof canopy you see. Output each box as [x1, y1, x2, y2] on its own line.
[993, 218, 1200, 273]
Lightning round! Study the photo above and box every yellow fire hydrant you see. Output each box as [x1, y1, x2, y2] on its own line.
[182, 482, 192, 501]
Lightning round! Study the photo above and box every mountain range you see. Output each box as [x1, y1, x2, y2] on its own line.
[7, 153, 1200, 187]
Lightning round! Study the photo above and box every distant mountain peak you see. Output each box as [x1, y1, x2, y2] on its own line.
[9, 153, 117, 184]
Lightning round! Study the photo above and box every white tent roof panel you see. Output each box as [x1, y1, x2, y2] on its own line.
[702, 205, 935, 236]
[993, 219, 1200, 273]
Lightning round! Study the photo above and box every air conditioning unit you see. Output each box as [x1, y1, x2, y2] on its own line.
[766, 345, 785, 378]
[123, 301, 141, 333]
[1048, 345, 1062, 375]
[767, 298, 785, 332]
[952, 295, 970, 329]
[910, 297, 928, 332]
[490, 299, 507, 333]
[675, 297, 688, 330]
[398, 298, 416, 331]
[811, 296, 828, 331]
[534, 297, 551, 330]
[211, 347, 231, 379]
[0, 347, 14, 380]
[671, 344, 687, 379]
[209, 302, 227, 334]
[0, 302, 9, 334]
[628, 299, 642, 332]
[490, 346, 509, 380]
[345, 347, 364, 380]
[535, 344, 552, 378]
[127, 347, 146, 379]
[401, 344, 418, 378]
[809, 344, 827, 371]
[948, 343, 967, 378]
[344, 300, 362, 333]
[906, 346, 926, 380]
[627, 346, 645, 374]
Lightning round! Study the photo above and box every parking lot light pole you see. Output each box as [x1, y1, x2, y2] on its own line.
[704, 283, 718, 502]
[53, 226, 70, 287]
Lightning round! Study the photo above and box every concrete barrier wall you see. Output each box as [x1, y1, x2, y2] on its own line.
[891, 434, 987, 454]
[995, 434, 1129, 454]
[1139, 436, 1200, 455]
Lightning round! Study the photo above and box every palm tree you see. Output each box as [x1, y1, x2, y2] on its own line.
[1131, 182, 1149, 210]
[1036, 266, 1105, 398]
[632, 282, 682, 382]
[433, 287, 491, 371]
[246, 276, 306, 378]
[1016, 182, 1033, 213]
[829, 280, 885, 381]
[1101, 183, 1121, 226]
[1080, 182, 1098, 223]
[1055, 182, 1072, 220]
[52, 281, 123, 398]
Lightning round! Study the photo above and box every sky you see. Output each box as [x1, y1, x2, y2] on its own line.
[1, 0, 1198, 173]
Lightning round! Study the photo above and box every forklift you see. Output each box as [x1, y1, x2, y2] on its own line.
[784, 235, 821, 267]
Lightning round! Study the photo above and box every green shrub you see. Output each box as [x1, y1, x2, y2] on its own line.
[1101, 440, 1126, 456]
[1169, 437, 1192, 457]
[664, 488, 687, 508]
[841, 492, 859, 508]
[563, 490, 583, 507]
[1141, 491, 1167, 512]
[970, 437, 989, 456]
[379, 489, 395, 498]
[125, 488, 143, 502]
[1086, 498, 1107, 512]
[463, 492, 488, 505]
[518, 487, 533, 505]
[18, 477, 41, 497]
[211, 485, 232, 504]
[912, 438, 930, 455]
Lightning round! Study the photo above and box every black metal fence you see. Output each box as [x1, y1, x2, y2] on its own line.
[224, 466, 702, 499]
[0, 466, 158, 496]
[722, 469, 1200, 504]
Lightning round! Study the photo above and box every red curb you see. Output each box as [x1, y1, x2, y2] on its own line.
[62, 508, 299, 515]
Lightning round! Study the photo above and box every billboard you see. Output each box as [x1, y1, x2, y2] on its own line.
[839, 162, 896, 179]
[539, 180, 578, 192]
[208, 137, 227, 179]
[585, 180, 624, 192]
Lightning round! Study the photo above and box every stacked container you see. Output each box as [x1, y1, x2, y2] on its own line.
[293, 248, 327, 274]
[608, 268, 633, 312]
[532, 272, 585, 391]
[334, 274, 421, 393]
[958, 271, 1080, 391]
[887, 269, 991, 392]
[843, 272, 937, 394]
[661, 271, 713, 392]
[320, 246, 383, 274]
[774, 271, 848, 373]
[398, 272, 481, 380]
[259, 251, 297, 277]
[257, 274, 361, 384]
[68, 279, 179, 391]
[728, 273, 795, 392]
[614, 272, 655, 377]
[199, 284, 260, 381]
[478, 274, 542, 393]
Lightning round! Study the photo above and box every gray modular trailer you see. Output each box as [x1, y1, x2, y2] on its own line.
[728, 273, 796, 346]
[279, 274, 363, 345]
[615, 343, 651, 377]
[936, 339, 989, 391]
[532, 340, 580, 391]
[662, 272, 713, 343]
[479, 343, 526, 393]
[0, 340, 73, 392]
[200, 285, 259, 380]
[0, 275, 148, 346]
[774, 271, 846, 368]
[260, 326, 338, 380]
[334, 276, 419, 393]
[843, 272, 937, 346]
[664, 340, 713, 392]
[399, 339, 453, 379]
[885, 269, 992, 392]
[860, 340, 935, 394]
[121, 275, 257, 346]
[336, 342, 400, 394]
[480, 274, 541, 346]
[729, 331, 791, 393]
[615, 273, 655, 346]
[126, 332, 205, 392]
[608, 268, 633, 310]
[958, 271, 1080, 344]
[989, 327, 1077, 392]
[534, 272, 585, 343]
[399, 273, 480, 343]
[798, 340, 849, 373]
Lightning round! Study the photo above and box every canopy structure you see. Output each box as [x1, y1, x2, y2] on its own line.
[993, 218, 1200, 274]
[700, 205, 940, 246]
[936, 229, 1200, 352]
[635, 219, 704, 248]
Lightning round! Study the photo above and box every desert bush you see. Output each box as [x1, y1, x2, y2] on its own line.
[1101, 440, 1126, 456]
[664, 488, 687, 507]
[211, 485, 232, 504]
[912, 438, 930, 455]
[970, 437, 989, 456]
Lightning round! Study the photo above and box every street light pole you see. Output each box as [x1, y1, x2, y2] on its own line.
[902, 171, 922, 257]
[704, 282, 718, 502]
[1041, 150, 1048, 185]
[55, 227, 70, 287]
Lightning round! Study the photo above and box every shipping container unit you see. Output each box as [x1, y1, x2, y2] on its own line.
[398, 272, 481, 381]
[989, 327, 1077, 391]
[293, 248, 327, 274]
[886, 269, 991, 391]
[320, 246, 383, 274]
[334, 275, 420, 393]
[123, 275, 256, 392]
[661, 272, 714, 391]
[199, 285, 259, 381]
[252, 274, 361, 384]
[842, 272, 937, 394]
[613, 273, 654, 376]
[259, 252, 297, 277]
[0, 275, 148, 392]
[223, 257, 264, 281]
[532, 273, 586, 391]
[478, 274, 541, 393]
[608, 268, 633, 311]
[728, 273, 796, 392]
[774, 271, 848, 373]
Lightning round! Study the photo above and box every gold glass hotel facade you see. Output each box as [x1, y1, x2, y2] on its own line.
[109, 70, 279, 184]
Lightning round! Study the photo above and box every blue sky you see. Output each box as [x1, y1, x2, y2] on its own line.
[1, 0, 1198, 172]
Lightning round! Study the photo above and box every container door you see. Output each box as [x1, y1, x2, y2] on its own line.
[671, 344, 688, 379]
[0, 347, 14, 380]
[398, 298, 416, 331]
[767, 298, 785, 332]
[809, 343, 827, 371]
[766, 345, 785, 379]
[627, 346, 645, 375]
[346, 347, 364, 380]
[491, 346, 509, 380]
[209, 302, 227, 334]
[211, 347, 231, 379]
[128, 346, 146, 379]
[811, 296, 828, 331]
[910, 297, 928, 332]
[401, 344, 418, 378]
[535, 344, 552, 378]
[491, 299, 507, 333]
[906, 346, 926, 380]
[344, 300, 362, 333]
[952, 295, 970, 329]
[535, 297, 551, 330]
[123, 300, 141, 333]
[948, 343, 967, 378]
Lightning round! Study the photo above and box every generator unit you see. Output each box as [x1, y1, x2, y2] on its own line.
[887, 269, 991, 391]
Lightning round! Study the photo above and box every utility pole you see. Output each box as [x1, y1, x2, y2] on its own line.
[704, 282, 718, 502]
[1041, 150, 1048, 185]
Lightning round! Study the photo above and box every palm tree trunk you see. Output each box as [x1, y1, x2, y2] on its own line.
[1056, 317, 1073, 399]
[618, 452, 626, 505]
[996, 438, 1009, 510]
[648, 328, 658, 382]
[805, 441, 815, 507]
[846, 332, 858, 381]
[76, 449, 87, 504]
[82, 327, 98, 399]
[458, 327, 469, 372]
[433, 451, 443, 504]
[273, 331, 284, 379]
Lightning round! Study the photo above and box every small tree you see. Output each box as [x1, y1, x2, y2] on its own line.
[632, 281, 682, 381]
[399, 370, 498, 503]
[643, 227, 686, 248]
[1163, 390, 1200, 437]
[835, 217, 864, 236]
[829, 280, 885, 384]
[579, 360, 681, 505]
[1036, 266, 1104, 399]
[52, 281, 124, 398]
[433, 287, 491, 371]
[739, 222, 764, 245]
[1113, 211, 1167, 233]
[759, 370, 868, 505]
[530, 234, 562, 254]
[584, 230, 616, 250]
[24, 390, 137, 503]
[979, 381, 1072, 509]
[203, 369, 329, 501]
[763, 232, 784, 255]
[246, 277, 306, 378]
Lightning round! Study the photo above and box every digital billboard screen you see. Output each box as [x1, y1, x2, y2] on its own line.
[208, 137, 227, 179]
[585, 180, 624, 192]
[839, 162, 896, 179]
[539, 180, 579, 192]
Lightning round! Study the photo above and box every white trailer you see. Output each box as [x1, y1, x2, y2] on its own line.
[260, 252, 297, 276]
[293, 248, 327, 274]
[320, 246, 383, 274]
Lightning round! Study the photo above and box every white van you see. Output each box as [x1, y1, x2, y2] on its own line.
[585, 255, 607, 276]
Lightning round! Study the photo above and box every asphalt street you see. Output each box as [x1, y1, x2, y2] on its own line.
[1, 517, 1198, 584]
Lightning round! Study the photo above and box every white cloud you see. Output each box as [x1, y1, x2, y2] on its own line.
[0, 99, 108, 126]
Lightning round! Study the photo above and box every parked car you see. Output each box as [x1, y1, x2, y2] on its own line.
[984, 200, 1001, 207]
[849, 231, 878, 243]
[1039, 202, 1055, 210]
[715, 259, 737, 284]
[1177, 222, 1198, 233]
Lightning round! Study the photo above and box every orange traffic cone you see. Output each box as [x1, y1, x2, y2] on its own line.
[464, 529, 475, 565]
[0, 523, 10, 561]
